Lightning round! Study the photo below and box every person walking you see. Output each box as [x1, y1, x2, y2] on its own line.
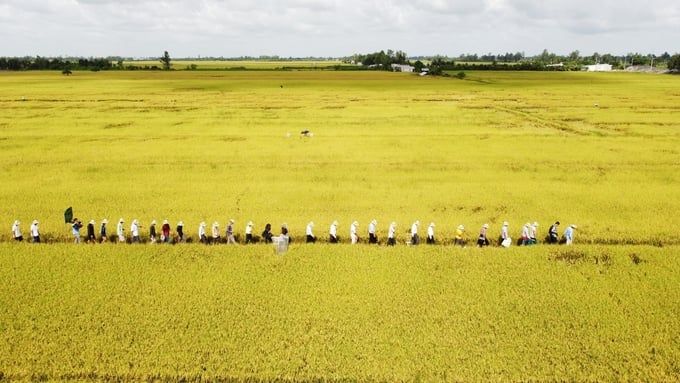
[226, 219, 236, 244]
[12, 220, 22, 242]
[262, 223, 273, 244]
[30, 220, 40, 243]
[520, 223, 530, 246]
[410, 220, 420, 245]
[161, 220, 171, 243]
[454, 225, 467, 247]
[72, 219, 83, 244]
[245, 221, 254, 244]
[212, 221, 221, 244]
[426, 222, 435, 244]
[500, 221, 511, 248]
[548, 221, 560, 244]
[329, 221, 339, 243]
[306, 221, 316, 243]
[100, 219, 108, 243]
[149, 220, 157, 244]
[563, 224, 577, 245]
[86, 220, 96, 243]
[529, 222, 539, 245]
[117, 218, 125, 243]
[350, 221, 359, 244]
[477, 224, 490, 247]
[387, 222, 397, 246]
[368, 219, 378, 244]
[176, 221, 184, 242]
[199, 222, 208, 244]
[130, 219, 141, 243]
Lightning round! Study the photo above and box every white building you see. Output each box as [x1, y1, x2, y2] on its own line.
[584, 64, 612, 72]
[391, 64, 415, 73]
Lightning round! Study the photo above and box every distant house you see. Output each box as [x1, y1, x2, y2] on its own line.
[546, 63, 564, 68]
[584, 64, 612, 72]
[391, 64, 415, 73]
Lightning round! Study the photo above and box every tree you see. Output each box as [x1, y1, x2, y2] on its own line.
[413, 60, 425, 73]
[568, 50, 580, 62]
[160, 51, 171, 70]
[668, 54, 680, 71]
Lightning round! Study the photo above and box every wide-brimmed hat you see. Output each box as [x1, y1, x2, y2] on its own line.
[571, 224, 577, 229]
[33, 220, 39, 225]
[483, 224, 489, 229]
[309, 221, 314, 227]
[177, 221, 184, 226]
[213, 221, 219, 226]
[503, 221, 509, 226]
[119, 218, 125, 223]
[458, 225, 465, 230]
[151, 220, 157, 225]
[352, 221, 358, 226]
[13, 220, 20, 225]
[533, 222, 539, 226]
[429, 222, 435, 227]
[163, 219, 168, 224]
[332, 220, 338, 226]
[247, 221, 253, 226]
[200, 221, 206, 226]
[102, 219, 108, 224]
[229, 219, 235, 223]
[89, 220, 95, 225]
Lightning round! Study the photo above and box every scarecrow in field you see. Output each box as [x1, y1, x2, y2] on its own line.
[245, 221, 254, 244]
[477, 224, 490, 247]
[212, 221, 221, 244]
[262, 223, 273, 244]
[562, 225, 577, 245]
[427, 222, 436, 244]
[86, 220, 96, 243]
[306, 221, 316, 243]
[329, 221, 339, 243]
[149, 220, 157, 244]
[198, 222, 208, 244]
[548, 221, 560, 244]
[30, 220, 40, 243]
[12, 220, 22, 241]
[499, 221, 511, 248]
[411, 220, 420, 245]
[176, 221, 184, 242]
[130, 219, 141, 243]
[226, 219, 236, 244]
[161, 220, 171, 243]
[100, 219, 108, 243]
[454, 225, 467, 247]
[117, 218, 125, 243]
[368, 219, 378, 244]
[350, 221, 359, 244]
[387, 222, 397, 246]
[72, 218, 83, 244]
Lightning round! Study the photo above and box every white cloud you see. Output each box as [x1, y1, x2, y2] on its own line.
[0, 0, 678, 56]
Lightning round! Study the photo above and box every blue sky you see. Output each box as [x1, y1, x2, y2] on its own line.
[1, 0, 678, 57]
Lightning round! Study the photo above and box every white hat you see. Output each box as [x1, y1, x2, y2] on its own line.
[119, 218, 125, 223]
[229, 219, 235, 223]
[13, 220, 20, 225]
[483, 224, 489, 229]
[503, 221, 508, 226]
[200, 221, 206, 226]
[372, 219, 377, 225]
[132, 219, 138, 224]
[309, 221, 314, 227]
[429, 222, 435, 227]
[533, 222, 539, 226]
[247, 221, 253, 226]
[213, 221, 219, 226]
[163, 219, 168, 224]
[177, 221, 184, 226]
[151, 220, 157, 225]
[282, 222, 288, 228]
[458, 225, 465, 230]
[102, 219, 108, 224]
[332, 220, 338, 226]
[89, 220, 95, 225]
[391, 221, 396, 226]
[571, 224, 577, 229]
[352, 221, 358, 226]
[525, 222, 530, 227]
[415, 220, 420, 225]
[33, 220, 39, 225]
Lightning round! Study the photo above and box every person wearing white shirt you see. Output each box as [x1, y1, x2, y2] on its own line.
[226, 219, 236, 244]
[563, 224, 577, 245]
[199, 222, 208, 244]
[30, 220, 40, 243]
[131, 219, 141, 243]
[306, 221, 316, 243]
[426, 222, 435, 244]
[500, 221, 511, 248]
[411, 220, 420, 245]
[387, 222, 397, 246]
[329, 221, 339, 243]
[245, 221, 254, 244]
[529, 222, 539, 245]
[368, 219, 378, 244]
[350, 221, 359, 244]
[520, 223, 530, 246]
[12, 220, 23, 242]
[117, 218, 125, 243]
[212, 222, 221, 244]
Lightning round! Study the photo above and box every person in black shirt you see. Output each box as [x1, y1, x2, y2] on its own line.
[548, 221, 560, 244]
[262, 223, 273, 243]
[149, 220, 157, 243]
[100, 219, 108, 243]
[86, 220, 96, 243]
[176, 221, 184, 242]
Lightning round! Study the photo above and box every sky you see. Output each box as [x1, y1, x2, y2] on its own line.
[1, 0, 678, 57]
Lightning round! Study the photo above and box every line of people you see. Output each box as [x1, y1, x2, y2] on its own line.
[10, 218, 578, 246]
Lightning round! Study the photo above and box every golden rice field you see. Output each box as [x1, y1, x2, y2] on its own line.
[0, 70, 679, 381]
[124, 60, 349, 70]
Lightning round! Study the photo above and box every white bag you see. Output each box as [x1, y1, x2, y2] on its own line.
[501, 238, 512, 248]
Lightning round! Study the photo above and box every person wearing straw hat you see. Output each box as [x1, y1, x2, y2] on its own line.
[500, 221, 511, 248]
[72, 218, 83, 244]
[281, 223, 291, 244]
[519, 223, 530, 246]
[454, 225, 467, 247]
[387, 222, 397, 246]
[161, 220, 171, 243]
[262, 223, 273, 244]
[117, 218, 125, 243]
[100, 219, 108, 243]
[30, 220, 40, 243]
[226, 219, 236, 244]
[426, 222, 436, 244]
[176, 221, 184, 242]
[528, 222, 539, 245]
[562, 224, 577, 245]
[306, 221, 316, 243]
[130, 219, 141, 243]
[477, 224, 490, 247]
[198, 222, 208, 244]
[329, 221, 339, 243]
[11, 220, 23, 242]
[368, 219, 378, 244]
[149, 220, 158, 244]
[86, 220, 96, 243]
[245, 221, 254, 244]
[350, 221, 359, 244]
[548, 221, 560, 244]
[410, 220, 420, 245]
[211, 221, 221, 244]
